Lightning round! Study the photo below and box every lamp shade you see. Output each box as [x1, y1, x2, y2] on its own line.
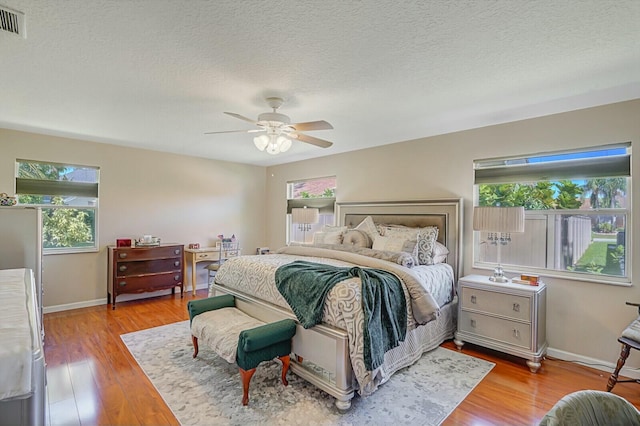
[473, 206, 525, 233]
[291, 207, 319, 225]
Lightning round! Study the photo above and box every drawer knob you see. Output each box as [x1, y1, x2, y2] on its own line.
[174, 275, 180, 281]
[174, 249, 180, 255]
[119, 253, 127, 259]
[119, 265, 127, 272]
[119, 281, 127, 287]
[174, 261, 180, 267]
[470, 295, 477, 304]
[513, 303, 520, 312]
[470, 319, 476, 328]
[513, 329, 520, 339]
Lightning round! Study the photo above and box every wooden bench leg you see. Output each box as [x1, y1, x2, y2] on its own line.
[608, 343, 631, 391]
[192, 335, 199, 358]
[279, 355, 291, 386]
[239, 368, 257, 406]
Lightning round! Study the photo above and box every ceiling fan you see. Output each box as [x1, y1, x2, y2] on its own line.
[205, 97, 334, 155]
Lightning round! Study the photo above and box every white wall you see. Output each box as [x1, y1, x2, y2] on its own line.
[265, 99, 640, 369]
[0, 128, 267, 309]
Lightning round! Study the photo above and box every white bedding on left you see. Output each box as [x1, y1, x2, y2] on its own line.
[0, 268, 38, 400]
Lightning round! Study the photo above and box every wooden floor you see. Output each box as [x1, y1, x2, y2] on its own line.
[44, 290, 640, 425]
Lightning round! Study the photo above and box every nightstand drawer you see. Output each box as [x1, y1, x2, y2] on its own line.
[460, 286, 531, 322]
[459, 311, 532, 350]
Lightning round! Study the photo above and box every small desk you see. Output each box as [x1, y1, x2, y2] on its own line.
[184, 247, 241, 295]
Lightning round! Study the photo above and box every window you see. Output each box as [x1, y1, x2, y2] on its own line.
[286, 176, 336, 244]
[473, 143, 631, 284]
[15, 159, 99, 254]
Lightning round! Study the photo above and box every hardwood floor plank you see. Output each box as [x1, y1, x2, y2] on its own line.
[44, 290, 640, 425]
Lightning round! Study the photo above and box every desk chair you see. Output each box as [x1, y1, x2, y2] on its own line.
[607, 301, 640, 392]
[205, 241, 240, 289]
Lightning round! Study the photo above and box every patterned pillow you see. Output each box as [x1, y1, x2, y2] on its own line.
[354, 216, 379, 244]
[378, 225, 439, 265]
[415, 227, 439, 265]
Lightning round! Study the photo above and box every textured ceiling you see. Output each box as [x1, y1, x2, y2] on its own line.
[1, 0, 639, 166]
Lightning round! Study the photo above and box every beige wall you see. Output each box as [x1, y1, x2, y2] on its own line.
[266, 99, 640, 367]
[0, 129, 267, 309]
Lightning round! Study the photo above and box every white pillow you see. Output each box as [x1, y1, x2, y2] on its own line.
[322, 225, 347, 233]
[313, 230, 344, 245]
[433, 241, 450, 264]
[354, 216, 379, 245]
[372, 235, 416, 256]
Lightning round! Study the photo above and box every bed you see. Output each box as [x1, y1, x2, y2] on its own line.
[0, 268, 46, 425]
[210, 199, 463, 410]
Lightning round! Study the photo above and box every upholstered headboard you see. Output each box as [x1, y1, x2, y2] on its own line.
[336, 199, 463, 280]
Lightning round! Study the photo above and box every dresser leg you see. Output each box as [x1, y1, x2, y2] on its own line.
[453, 338, 464, 350]
[526, 359, 541, 373]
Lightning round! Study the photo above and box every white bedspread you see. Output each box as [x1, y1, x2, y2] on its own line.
[0, 268, 39, 400]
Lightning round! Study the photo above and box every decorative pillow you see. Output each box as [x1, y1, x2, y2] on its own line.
[378, 225, 439, 264]
[322, 225, 348, 233]
[312, 230, 344, 245]
[354, 216, 379, 245]
[308, 243, 416, 268]
[433, 241, 450, 264]
[415, 227, 439, 265]
[342, 229, 371, 248]
[378, 225, 420, 240]
[372, 235, 417, 257]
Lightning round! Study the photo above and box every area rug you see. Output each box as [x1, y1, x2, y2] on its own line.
[121, 321, 494, 425]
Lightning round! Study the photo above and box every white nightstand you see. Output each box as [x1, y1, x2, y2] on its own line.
[454, 274, 547, 373]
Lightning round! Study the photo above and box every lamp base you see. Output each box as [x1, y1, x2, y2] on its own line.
[489, 264, 509, 283]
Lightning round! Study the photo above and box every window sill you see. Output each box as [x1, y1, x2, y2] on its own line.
[472, 263, 631, 287]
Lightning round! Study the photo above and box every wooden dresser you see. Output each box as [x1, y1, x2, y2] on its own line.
[107, 244, 185, 309]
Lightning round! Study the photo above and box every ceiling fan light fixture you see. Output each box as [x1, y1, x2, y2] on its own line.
[253, 134, 269, 151]
[278, 136, 292, 152]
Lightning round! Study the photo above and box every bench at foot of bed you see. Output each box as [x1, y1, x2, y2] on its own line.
[188, 294, 296, 406]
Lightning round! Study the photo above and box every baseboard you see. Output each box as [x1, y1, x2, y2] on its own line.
[547, 346, 640, 381]
[43, 283, 208, 314]
[44, 298, 106, 314]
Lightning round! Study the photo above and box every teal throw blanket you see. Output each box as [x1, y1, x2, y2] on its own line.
[275, 260, 407, 370]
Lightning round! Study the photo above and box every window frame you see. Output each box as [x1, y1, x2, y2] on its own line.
[15, 159, 100, 255]
[473, 143, 632, 286]
[286, 176, 336, 245]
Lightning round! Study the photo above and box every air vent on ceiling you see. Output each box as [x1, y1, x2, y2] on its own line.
[0, 5, 26, 38]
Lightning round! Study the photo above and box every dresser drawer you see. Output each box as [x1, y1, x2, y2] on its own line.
[460, 286, 531, 322]
[114, 272, 183, 293]
[459, 311, 532, 350]
[116, 258, 182, 276]
[114, 246, 183, 261]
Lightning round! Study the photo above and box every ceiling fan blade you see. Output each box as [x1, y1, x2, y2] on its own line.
[290, 120, 334, 131]
[204, 129, 264, 135]
[224, 112, 257, 124]
[290, 132, 333, 148]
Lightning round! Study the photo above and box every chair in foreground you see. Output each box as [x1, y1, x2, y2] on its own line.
[607, 301, 640, 392]
[539, 390, 640, 426]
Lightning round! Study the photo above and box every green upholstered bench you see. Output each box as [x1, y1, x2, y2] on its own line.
[187, 295, 296, 406]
